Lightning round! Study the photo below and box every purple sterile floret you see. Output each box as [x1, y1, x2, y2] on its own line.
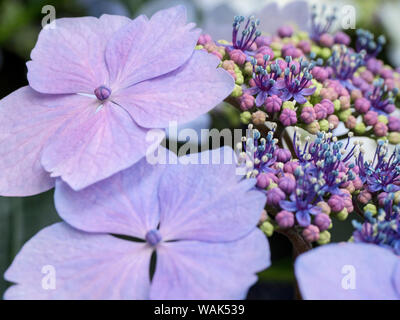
[295, 243, 400, 299]
[4, 147, 270, 300]
[0, 6, 235, 195]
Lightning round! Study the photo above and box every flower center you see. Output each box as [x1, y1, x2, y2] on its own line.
[145, 229, 162, 246]
[94, 85, 111, 101]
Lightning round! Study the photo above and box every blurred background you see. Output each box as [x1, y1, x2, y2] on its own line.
[0, 0, 399, 299]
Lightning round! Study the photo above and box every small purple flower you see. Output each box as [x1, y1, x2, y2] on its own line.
[356, 29, 386, 60]
[356, 140, 400, 193]
[278, 164, 323, 227]
[295, 243, 400, 299]
[0, 6, 234, 195]
[4, 147, 270, 300]
[328, 45, 365, 90]
[334, 31, 351, 45]
[246, 56, 282, 106]
[275, 56, 316, 104]
[230, 15, 261, 53]
[366, 78, 398, 115]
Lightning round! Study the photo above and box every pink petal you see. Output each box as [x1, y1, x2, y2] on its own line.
[41, 102, 165, 190]
[158, 147, 266, 242]
[4, 223, 152, 300]
[54, 150, 175, 238]
[150, 229, 270, 299]
[0, 87, 89, 196]
[28, 15, 130, 94]
[113, 50, 234, 128]
[106, 6, 200, 89]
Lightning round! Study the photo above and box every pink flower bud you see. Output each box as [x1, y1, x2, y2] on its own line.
[278, 176, 296, 194]
[279, 108, 297, 126]
[354, 97, 371, 113]
[265, 95, 282, 113]
[283, 160, 299, 174]
[229, 49, 246, 65]
[374, 122, 388, 137]
[266, 187, 286, 206]
[334, 31, 350, 45]
[328, 194, 344, 212]
[240, 94, 255, 110]
[320, 99, 334, 114]
[314, 213, 331, 231]
[302, 225, 320, 242]
[328, 114, 339, 128]
[297, 40, 311, 54]
[274, 148, 292, 163]
[278, 25, 293, 38]
[358, 190, 372, 204]
[197, 33, 212, 45]
[345, 115, 357, 129]
[364, 111, 378, 126]
[319, 33, 334, 47]
[276, 210, 295, 228]
[314, 103, 328, 120]
[388, 116, 400, 132]
[351, 89, 363, 100]
[301, 106, 316, 124]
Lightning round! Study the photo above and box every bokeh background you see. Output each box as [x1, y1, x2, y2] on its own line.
[0, 0, 399, 299]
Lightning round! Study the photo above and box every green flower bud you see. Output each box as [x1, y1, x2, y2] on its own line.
[235, 73, 244, 85]
[378, 115, 388, 124]
[240, 111, 251, 124]
[394, 191, 400, 205]
[195, 45, 204, 50]
[306, 121, 320, 134]
[354, 122, 366, 135]
[317, 231, 331, 245]
[320, 47, 331, 60]
[260, 221, 274, 237]
[333, 99, 341, 111]
[363, 204, 377, 216]
[338, 109, 351, 122]
[319, 119, 330, 132]
[336, 208, 348, 221]
[273, 50, 281, 58]
[218, 39, 230, 45]
[231, 84, 243, 97]
[267, 182, 278, 190]
[282, 101, 296, 110]
[389, 132, 400, 144]
[243, 62, 253, 76]
[296, 31, 309, 40]
[270, 42, 282, 51]
[310, 45, 321, 56]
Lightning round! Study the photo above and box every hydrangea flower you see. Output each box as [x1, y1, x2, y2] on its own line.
[4, 147, 270, 299]
[295, 243, 400, 299]
[0, 6, 234, 196]
[356, 140, 400, 192]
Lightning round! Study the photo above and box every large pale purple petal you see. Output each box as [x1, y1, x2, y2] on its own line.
[41, 102, 165, 190]
[150, 229, 270, 299]
[106, 6, 200, 89]
[54, 150, 175, 238]
[157, 147, 266, 242]
[28, 15, 130, 94]
[113, 50, 234, 128]
[295, 243, 400, 300]
[4, 223, 152, 300]
[0, 87, 90, 196]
